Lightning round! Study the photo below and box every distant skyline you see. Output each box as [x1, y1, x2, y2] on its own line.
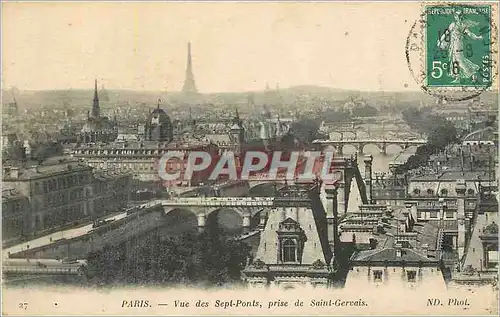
[3, 2, 425, 93]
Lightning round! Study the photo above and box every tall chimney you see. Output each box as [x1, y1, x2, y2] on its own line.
[421, 243, 430, 257]
[440, 198, 448, 220]
[364, 155, 373, 203]
[258, 209, 267, 230]
[455, 179, 466, 260]
[324, 185, 339, 253]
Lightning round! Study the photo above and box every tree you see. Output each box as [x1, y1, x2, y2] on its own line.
[352, 104, 378, 117]
[289, 118, 328, 144]
[427, 120, 457, 151]
[395, 117, 458, 174]
[85, 229, 251, 287]
[321, 109, 352, 122]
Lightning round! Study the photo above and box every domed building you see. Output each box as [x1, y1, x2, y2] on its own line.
[144, 101, 174, 143]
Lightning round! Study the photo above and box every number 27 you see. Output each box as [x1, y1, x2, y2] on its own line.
[19, 302, 28, 310]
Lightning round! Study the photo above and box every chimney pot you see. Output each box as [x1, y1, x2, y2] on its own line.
[421, 243, 431, 257]
[395, 243, 403, 257]
[9, 167, 20, 179]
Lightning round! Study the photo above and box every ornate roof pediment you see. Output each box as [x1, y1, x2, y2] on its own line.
[483, 222, 498, 235]
[277, 217, 304, 233]
[251, 259, 266, 269]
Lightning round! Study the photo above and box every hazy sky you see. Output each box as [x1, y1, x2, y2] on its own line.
[3, 2, 424, 92]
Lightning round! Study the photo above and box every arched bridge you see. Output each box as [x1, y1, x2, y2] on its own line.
[313, 138, 427, 155]
[247, 174, 289, 193]
[159, 197, 280, 232]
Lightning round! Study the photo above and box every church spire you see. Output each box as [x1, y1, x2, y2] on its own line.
[91, 79, 100, 118]
[182, 42, 198, 94]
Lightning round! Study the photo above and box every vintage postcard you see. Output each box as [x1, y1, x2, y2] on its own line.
[1, 1, 499, 316]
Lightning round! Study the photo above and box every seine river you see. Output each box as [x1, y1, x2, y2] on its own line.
[328, 127, 417, 212]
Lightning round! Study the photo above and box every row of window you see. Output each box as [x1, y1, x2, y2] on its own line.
[94, 194, 128, 206]
[93, 182, 128, 193]
[35, 173, 90, 194]
[269, 223, 312, 230]
[417, 211, 455, 219]
[417, 201, 457, 208]
[3, 219, 24, 239]
[417, 201, 476, 208]
[165, 162, 186, 173]
[372, 269, 418, 282]
[46, 193, 63, 207]
[42, 204, 86, 229]
[2, 200, 27, 215]
[80, 148, 194, 156]
[93, 162, 156, 172]
[412, 188, 475, 196]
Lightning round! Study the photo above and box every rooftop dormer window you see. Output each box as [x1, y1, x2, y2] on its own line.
[282, 239, 297, 262]
[276, 217, 306, 264]
[373, 270, 383, 282]
[407, 270, 417, 282]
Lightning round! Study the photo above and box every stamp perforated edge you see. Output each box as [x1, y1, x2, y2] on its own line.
[409, 1, 499, 101]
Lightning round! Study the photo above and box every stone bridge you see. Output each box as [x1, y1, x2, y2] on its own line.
[2, 258, 86, 276]
[160, 197, 280, 232]
[201, 179, 285, 197]
[313, 138, 427, 155]
[248, 177, 288, 194]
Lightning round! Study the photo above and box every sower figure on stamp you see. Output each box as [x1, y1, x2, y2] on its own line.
[438, 9, 483, 83]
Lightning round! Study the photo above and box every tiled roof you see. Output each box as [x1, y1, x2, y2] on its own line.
[351, 247, 436, 264]
[93, 170, 131, 181]
[426, 220, 458, 232]
[411, 170, 496, 182]
[3, 161, 91, 181]
[415, 222, 439, 251]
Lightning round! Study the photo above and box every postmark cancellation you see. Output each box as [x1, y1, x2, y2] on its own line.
[406, 1, 498, 101]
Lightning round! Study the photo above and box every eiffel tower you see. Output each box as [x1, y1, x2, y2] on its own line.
[182, 42, 198, 94]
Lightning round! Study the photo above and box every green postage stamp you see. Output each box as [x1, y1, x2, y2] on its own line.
[425, 4, 492, 88]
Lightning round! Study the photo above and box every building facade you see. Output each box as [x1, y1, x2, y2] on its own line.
[91, 170, 132, 217]
[2, 157, 132, 240]
[71, 141, 220, 185]
[243, 184, 334, 289]
[2, 187, 31, 242]
[3, 159, 94, 236]
[345, 244, 446, 291]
